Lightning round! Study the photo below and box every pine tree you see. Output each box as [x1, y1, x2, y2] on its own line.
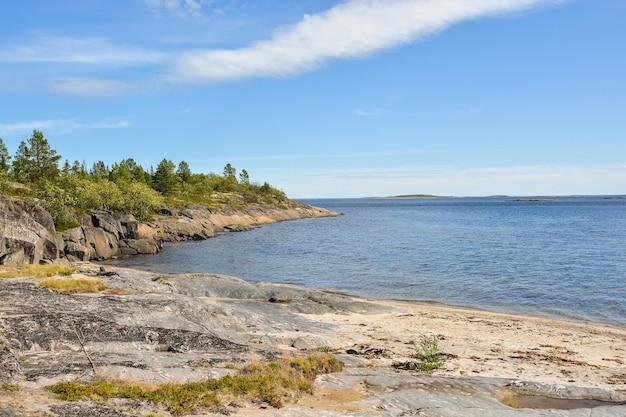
[0, 138, 10, 175]
[11, 130, 61, 183]
[153, 159, 180, 195]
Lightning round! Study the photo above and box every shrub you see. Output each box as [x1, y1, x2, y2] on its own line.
[411, 335, 444, 372]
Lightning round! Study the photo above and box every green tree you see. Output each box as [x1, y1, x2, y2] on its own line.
[10, 130, 61, 183]
[223, 163, 236, 179]
[110, 158, 147, 184]
[239, 169, 250, 185]
[61, 159, 71, 176]
[177, 160, 192, 183]
[260, 182, 272, 194]
[0, 138, 10, 175]
[90, 161, 109, 180]
[71, 160, 89, 178]
[153, 159, 180, 195]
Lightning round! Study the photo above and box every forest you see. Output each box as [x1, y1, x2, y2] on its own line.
[0, 130, 287, 230]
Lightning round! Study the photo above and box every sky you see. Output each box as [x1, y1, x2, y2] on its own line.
[1, 0, 625, 198]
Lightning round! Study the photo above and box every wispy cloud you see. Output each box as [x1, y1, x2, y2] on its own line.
[144, 0, 204, 17]
[225, 149, 434, 162]
[0, 119, 130, 136]
[143, 0, 234, 18]
[49, 77, 131, 98]
[1, 35, 165, 66]
[170, 0, 559, 83]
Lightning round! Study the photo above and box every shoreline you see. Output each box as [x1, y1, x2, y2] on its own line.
[381, 296, 626, 331]
[109, 255, 626, 331]
[94, 264, 626, 390]
[1, 263, 625, 416]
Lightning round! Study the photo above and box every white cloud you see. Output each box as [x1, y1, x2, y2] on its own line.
[0, 119, 130, 136]
[2, 36, 165, 66]
[144, 0, 207, 17]
[171, 0, 559, 83]
[49, 77, 130, 98]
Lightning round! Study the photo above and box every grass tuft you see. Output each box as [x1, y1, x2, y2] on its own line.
[40, 276, 108, 294]
[1, 383, 19, 392]
[0, 264, 75, 279]
[46, 353, 343, 416]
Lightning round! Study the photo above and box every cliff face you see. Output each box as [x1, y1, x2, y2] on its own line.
[0, 196, 59, 264]
[0, 197, 339, 264]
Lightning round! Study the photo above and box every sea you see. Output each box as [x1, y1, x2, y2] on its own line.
[114, 196, 626, 327]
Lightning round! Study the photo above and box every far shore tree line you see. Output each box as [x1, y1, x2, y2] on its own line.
[0, 130, 286, 229]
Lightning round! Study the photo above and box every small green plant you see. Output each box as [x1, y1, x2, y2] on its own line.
[314, 346, 334, 353]
[410, 335, 444, 372]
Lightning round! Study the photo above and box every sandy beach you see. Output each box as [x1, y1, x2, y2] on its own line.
[309, 298, 626, 391]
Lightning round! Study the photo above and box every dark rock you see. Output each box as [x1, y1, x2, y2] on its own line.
[118, 239, 161, 255]
[82, 226, 118, 260]
[97, 266, 118, 276]
[114, 213, 138, 239]
[0, 196, 58, 264]
[224, 223, 250, 232]
[91, 211, 125, 240]
[160, 206, 176, 216]
[63, 241, 95, 261]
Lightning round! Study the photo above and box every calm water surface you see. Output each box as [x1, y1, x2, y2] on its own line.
[115, 197, 626, 326]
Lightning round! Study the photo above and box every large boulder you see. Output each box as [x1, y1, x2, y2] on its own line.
[91, 211, 125, 240]
[0, 196, 58, 264]
[61, 225, 120, 261]
[118, 238, 161, 255]
[82, 227, 119, 260]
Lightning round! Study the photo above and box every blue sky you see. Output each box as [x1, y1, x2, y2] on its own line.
[1, 0, 624, 198]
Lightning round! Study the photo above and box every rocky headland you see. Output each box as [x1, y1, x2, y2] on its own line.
[0, 195, 338, 264]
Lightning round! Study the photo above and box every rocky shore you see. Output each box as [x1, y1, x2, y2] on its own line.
[0, 263, 625, 416]
[0, 195, 338, 264]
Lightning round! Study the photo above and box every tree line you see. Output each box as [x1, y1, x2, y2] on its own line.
[0, 130, 286, 229]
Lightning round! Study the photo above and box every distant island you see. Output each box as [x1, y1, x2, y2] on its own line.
[376, 194, 451, 199]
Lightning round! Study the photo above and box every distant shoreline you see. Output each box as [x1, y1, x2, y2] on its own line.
[362, 194, 626, 200]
